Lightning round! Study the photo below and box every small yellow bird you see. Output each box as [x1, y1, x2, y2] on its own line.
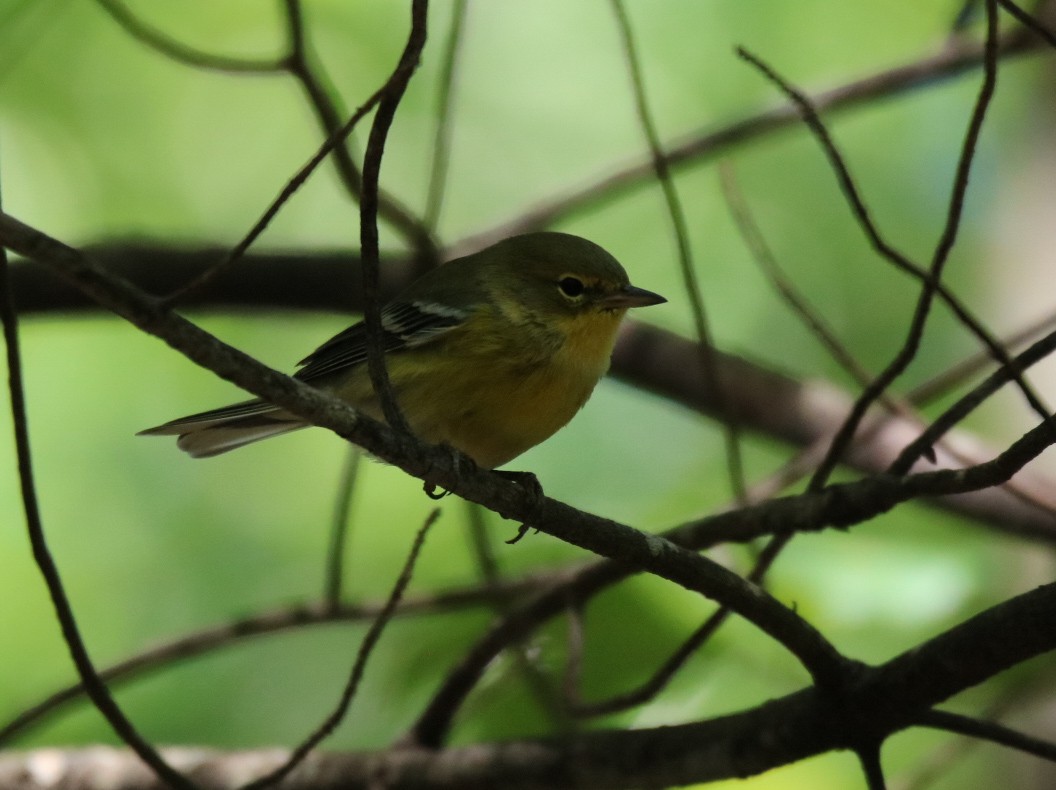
[140, 232, 665, 468]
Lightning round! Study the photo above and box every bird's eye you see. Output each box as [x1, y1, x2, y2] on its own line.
[558, 276, 585, 299]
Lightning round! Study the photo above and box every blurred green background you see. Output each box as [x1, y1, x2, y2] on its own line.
[2, 1, 1055, 788]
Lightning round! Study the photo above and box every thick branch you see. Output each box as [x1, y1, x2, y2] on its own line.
[8, 246, 1056, 542]
[7, 216, 1056, 751]
[2, 581, 1053, 789]
[0, 213, 848, 687]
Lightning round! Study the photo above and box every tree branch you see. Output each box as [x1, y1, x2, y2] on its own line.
[8, 246, 1056, 543]
[2, 581, 1053, 789]
[0, 212, 850, 698]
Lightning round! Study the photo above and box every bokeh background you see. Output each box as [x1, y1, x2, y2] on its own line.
[2, 1, 1055, 787]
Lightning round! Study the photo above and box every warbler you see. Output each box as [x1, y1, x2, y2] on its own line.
[140, 232, 665, 468]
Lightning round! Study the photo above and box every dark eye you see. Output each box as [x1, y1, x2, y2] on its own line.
[558, 276, 585, 298]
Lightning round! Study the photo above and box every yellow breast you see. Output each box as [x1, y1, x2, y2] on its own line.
[334, 310, 624, 469]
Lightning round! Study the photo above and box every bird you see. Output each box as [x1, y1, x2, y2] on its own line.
[139, 232, 665, 468]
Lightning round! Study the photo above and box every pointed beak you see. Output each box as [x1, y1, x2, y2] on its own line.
[599, 284, 667, 309]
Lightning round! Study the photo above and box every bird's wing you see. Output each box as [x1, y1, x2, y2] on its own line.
[294, 300, 470, 382]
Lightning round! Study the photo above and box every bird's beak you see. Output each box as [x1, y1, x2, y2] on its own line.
[599, 284, 667, 309]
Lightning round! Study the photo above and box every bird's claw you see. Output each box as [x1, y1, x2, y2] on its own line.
[423, 443, 474, 499]
[494, 470, 544, 544]
[505, 523, 536, 544]
[423, 481, 450, 500]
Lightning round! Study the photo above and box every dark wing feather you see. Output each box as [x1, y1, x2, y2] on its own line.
[295, 300, 469, 382]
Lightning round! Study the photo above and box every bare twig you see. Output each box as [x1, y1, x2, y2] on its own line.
[738, 6, 1049, 490]
[96, 0, 434, 258]
[894, 679, 1056, 790]
[0, 212, 193, 786]
[325, 447, 363, 606]
[94, 0, 284, 72]
[0, 580, 543, 746]
[720, 162, 882, 396]
[3, 581, 1055, 789]
[452, 18, 1048, 256]
[916, 709, 1056, 762]
[10, 244, 1056, 537]
[159, 89, 387, 306]
[7, 212, 1056, 751]
[890, 326, 1056, 475]
[567, 524, 786, 717]
[909, 308, 1056, 403]
[243, 509, 439, 789]
[424, 0, 469, 231]
[358, 0, 429, 434]
[464, 503, 572, 734]
[280, 0, 437, 258]
[610, 0, 746, 502]
[153, 1, 437, 305]
[997, 0, 1056, 46]
[719, 166, 1054, 514]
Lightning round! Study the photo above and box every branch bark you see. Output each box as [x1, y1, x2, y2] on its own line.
[9, 245, 1056, 542]
[2, 581, 1053, 789]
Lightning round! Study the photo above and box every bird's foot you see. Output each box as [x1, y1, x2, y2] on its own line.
[423, 481, 451, 500]
[422, 444, 478, 500]
[493, 470, 544, 544]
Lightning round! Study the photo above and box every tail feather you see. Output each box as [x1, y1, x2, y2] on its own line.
[139, 399, 307, 458]
[174, 419, 307, 458]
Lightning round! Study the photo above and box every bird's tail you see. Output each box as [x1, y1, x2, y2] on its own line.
[138, 399, 307, 458]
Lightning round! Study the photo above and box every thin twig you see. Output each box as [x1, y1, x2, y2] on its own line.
[916, 709, 1056, 762]
[464, 503, 572, 734]
[700, 177, 1056, 511]
[243, 509, 439, 789]
[424, 0, 469, 232]
[94, 0, 284, 72]
[325, 447, 362, 607]
[720, 162, 882, 395]
[912, 311, 1056, 405]
[997, 0, 1056, 46]
[0, 579, 544, 746]
[739, 5, 1049, 490]
[452, 19, 1047, 256]
[568, 602, 722, 717]
[567, 516, 788, 718]
[7, 213, 1056, 750]
[0, 201, 194, 786]
[359, 0, 429, 434]
[567, 438, 810, 717]
[10, 241, 1056, 534]
[561, 599, 586, 711]
[610, 0, 746, 501]
[159, 1, 436, 306]
[160, 88, 388, 307]
[97, 0, 434, 258]
[280, 0, 437, 259]
[893, 679, 1055, 790]
[719, 163, 1053, 513]
[890, 328, 1056, 474]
